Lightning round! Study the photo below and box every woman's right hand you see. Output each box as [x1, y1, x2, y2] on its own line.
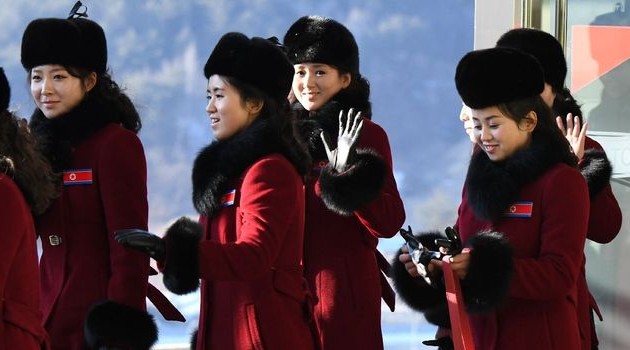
[320, 108, 363, 172]
[399, 244, 422, 277]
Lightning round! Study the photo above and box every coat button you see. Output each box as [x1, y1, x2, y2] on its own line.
[49, 235, 62, 246]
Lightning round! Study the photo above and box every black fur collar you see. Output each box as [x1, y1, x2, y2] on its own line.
[293, 100, 342, 161]
[29, 93, 117, 172]
[192, 119, 283, 215]
[466, 129, 577, 221]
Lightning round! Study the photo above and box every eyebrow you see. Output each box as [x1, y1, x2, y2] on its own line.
[472, 115, 501, 122]
[296, 63, 327, 69]
[207, 87, 224, 93]
[31, 68, 67, 74]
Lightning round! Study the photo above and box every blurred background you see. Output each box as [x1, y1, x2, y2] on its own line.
[4, 1, 629, 349]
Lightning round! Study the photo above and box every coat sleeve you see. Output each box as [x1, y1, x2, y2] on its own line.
[98, 130, 150, 307]
[580, 139, 621, 243]
[318, 120, 405, 238]
[197, 157, 303, 281]
[509, 167, 589, 300]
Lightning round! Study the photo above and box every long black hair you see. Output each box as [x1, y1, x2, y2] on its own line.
[0, 109, 57, 214]
[552, 87, 584, 127]
[66, 66, 142, 133]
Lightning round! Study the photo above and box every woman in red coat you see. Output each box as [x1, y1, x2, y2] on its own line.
[496, 28, 622, 350]
[21, 10, 159, 350]
[394, 48, 589, 350]
[118, 32, 318, 349]
[0, 68, 56, 349]
[282, 16, 406, 349]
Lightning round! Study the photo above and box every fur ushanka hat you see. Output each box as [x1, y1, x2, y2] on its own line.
[204, 32, 294, 105]
[455, 47, 545, 109]
[0, 68, 9, 111]
[496, 28, 567, 92]
[283, 16, 360, 74]
[21, 17, 107, 74]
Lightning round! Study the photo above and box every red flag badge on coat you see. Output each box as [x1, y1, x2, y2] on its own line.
[63, 169, 93, 185]
[220, 189, 236, 207]
[504, 201, 533, 217]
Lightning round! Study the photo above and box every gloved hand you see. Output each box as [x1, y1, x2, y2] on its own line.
[115, 229, 165, 263]
[435, 227, 462, 256]
[320, 108, 364, 172]
[399, 225, 441, 285]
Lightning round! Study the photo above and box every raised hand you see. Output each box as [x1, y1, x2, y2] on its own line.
[320, 108, 364, 172]
[556, 113, 587, 161]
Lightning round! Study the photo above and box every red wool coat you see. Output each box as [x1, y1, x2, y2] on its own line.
[0, 175, 48, 349]
[194, 154, 316, 350]
[456, 163, 589, 350]
[36, 124, 150, 349]
[576, 136, 622, 350]
[305, 119, 405, 349]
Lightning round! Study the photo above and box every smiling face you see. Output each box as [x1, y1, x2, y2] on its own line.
[291, 63, 351, 111]
[30, 64, 95, 119]
[205, 75, 262, 141]
[472, 105, 537, 162]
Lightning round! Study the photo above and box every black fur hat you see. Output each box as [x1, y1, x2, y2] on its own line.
[496, 28, 567, 93]
[283, 16, 359, 74]
[204, 32, 293, 105]
[0, 68, 9, 111]
[455, 47, 544, 109]
[21, 17, 107, 74]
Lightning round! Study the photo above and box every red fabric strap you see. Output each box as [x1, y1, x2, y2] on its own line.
[146, 283, 186, 322]
[442, 256, 475, 350]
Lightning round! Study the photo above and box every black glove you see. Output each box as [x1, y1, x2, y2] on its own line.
[435, 226, 462, 256]
[115, 229, 165, 262]
[422, 336, 454, 350]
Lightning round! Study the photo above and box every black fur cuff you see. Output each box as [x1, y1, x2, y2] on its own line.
[461, 231, 513, 313]
[391, 232, 447, 311]
[163, 217, 203, 295]
[580, 149, 613, 198]
[84, 301, 157, 350]
[319, 149, 386, 215]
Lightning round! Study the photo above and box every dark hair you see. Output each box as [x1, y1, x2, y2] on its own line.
[65, 66, 142, 133]
[498, 95, 577, 167]
[223, 76, 311, 176]
[552, 87, 584, 127]
[0, 110, 57, 214]
[338, 69, 372, 118]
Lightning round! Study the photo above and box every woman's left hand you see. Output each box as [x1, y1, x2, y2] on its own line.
[445, 248, 471, 280]
[321, 108, 363, 172]
[556, 113, 587, 161]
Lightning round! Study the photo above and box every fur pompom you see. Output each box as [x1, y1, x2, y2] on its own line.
[190, 329, 198, 349]
[84, 300, 157, 350]
[163, 217, 203, 295]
